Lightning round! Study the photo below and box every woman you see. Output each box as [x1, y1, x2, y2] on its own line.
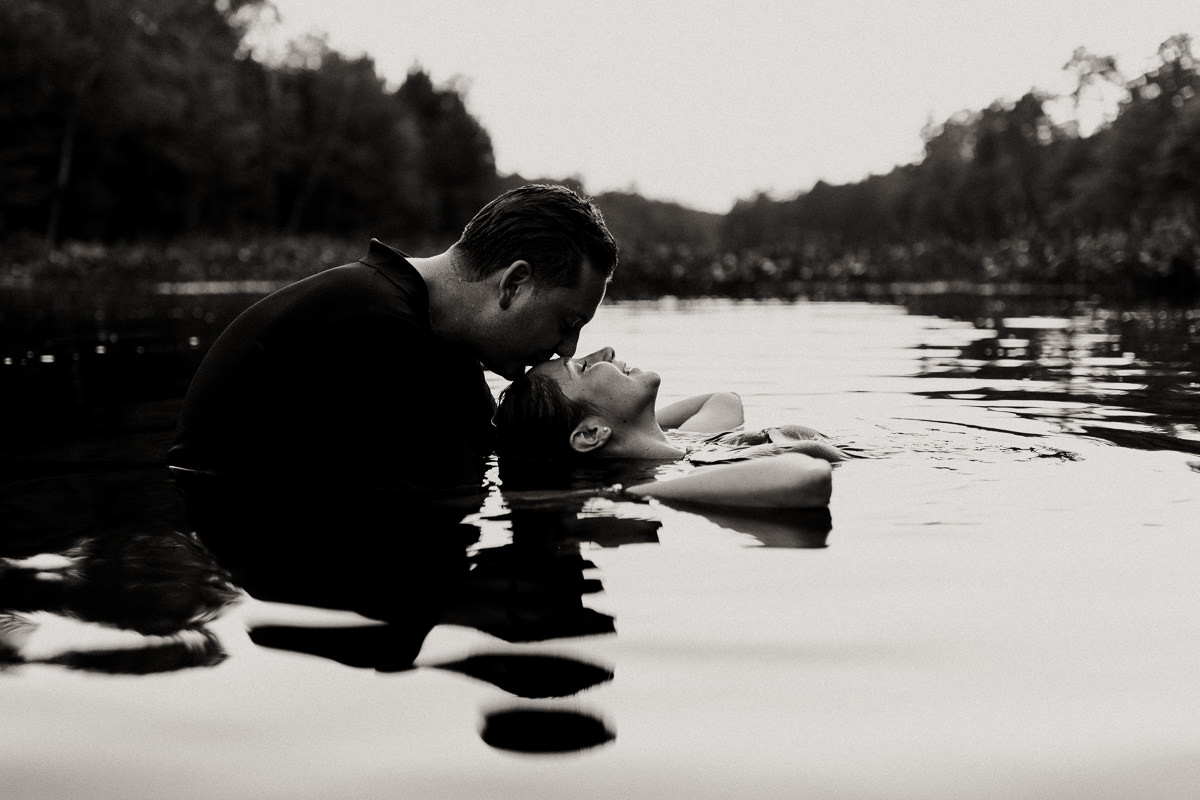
[494, 348, 845, 508]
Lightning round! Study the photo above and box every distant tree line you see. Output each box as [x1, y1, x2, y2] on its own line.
[1, 1, 1196, 302]
[712, 34, 1200, 302]
[0, 0, 498, 247]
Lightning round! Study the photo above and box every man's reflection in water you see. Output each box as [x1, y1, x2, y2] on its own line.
[175, 471, 482, 670]
[480, 708, 615, 754]
[172, 468, 632, 754]
[460, 488, 658, 754]
[0, 459, 830, 752]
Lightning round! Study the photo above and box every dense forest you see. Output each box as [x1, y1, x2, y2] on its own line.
[0, 0, 501, 246]
[1, 0, 1197, 302]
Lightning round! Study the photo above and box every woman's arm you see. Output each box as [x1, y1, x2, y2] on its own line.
[656, 392, 744, 432]
[625, 453, 832, 509]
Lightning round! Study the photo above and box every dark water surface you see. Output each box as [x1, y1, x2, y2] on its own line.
[2, 289, 1198, 799]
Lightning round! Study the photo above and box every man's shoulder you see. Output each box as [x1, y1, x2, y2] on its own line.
[274, 241, 426, 318]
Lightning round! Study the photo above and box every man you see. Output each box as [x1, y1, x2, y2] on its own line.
[168, 184, 617, 495]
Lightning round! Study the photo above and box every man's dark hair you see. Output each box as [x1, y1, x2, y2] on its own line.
[494, 371, 596, 461]
[456, 184, 618, 287]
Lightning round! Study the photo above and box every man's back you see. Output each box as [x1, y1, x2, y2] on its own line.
[170, 241, 495, 492]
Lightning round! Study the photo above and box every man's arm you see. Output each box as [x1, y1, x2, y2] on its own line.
[657, 392, 744, 432]
[625, 453, 832, 508]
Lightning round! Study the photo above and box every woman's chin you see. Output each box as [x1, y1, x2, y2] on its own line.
[641, 373, 663, 404]
[633, 368, 660, 385]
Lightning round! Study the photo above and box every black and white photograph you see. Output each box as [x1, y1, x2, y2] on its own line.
[3, 1, 1198, 797]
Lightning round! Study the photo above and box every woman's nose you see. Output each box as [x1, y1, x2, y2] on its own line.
[578, 346, 615, 364]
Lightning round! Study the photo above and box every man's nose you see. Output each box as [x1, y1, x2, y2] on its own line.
[555, 330, 582, 358]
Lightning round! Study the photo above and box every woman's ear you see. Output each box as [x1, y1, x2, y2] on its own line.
[498, 260, 533, 309]
[569, 416, 612, 454]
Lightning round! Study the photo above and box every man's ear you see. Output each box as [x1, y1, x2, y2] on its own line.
[569, 416, 612, 454]
[497, 260, 533, 309]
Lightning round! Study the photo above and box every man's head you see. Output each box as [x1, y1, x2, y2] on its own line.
[456, 184, 618, 287]
[452, 185, 618, 379]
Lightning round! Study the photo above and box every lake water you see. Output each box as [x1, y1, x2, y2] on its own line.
[3, 297, 1199, 799]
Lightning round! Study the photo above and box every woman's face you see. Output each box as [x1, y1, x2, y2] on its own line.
[527, 347, 660, 420]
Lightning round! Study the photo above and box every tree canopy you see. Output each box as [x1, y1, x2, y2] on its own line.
[726, 34, 1199, 258]
[0, 0, 499, 246]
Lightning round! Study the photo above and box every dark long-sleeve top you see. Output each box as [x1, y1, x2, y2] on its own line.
[169, 240, 495, 494]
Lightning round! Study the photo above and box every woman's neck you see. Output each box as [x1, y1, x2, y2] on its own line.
[607, 413, 686, 459]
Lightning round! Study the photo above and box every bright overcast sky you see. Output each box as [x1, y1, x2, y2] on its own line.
[247, 0, 1198, 213]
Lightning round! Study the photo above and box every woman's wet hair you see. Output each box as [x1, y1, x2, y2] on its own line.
[495, 371, 597, 461]
[456, 184, 618, 288]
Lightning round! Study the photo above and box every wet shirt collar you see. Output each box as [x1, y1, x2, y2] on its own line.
[359, 238, 427, 304]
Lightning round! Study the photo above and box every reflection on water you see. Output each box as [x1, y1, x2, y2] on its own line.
[1, 285, 256, 442]
[6, 283, 1198, 454]
[916, 307, 1198, 384]
[3, 295, 1199, 795]
[439, 653, 614, 699]
[1, 461, 238, 676]
[0, 448, 834, 756]
[480, 708, 616, 754]
[157, 469, 666, 753]
[0, 527, 237, 675]
[910, 305, 1200, 454]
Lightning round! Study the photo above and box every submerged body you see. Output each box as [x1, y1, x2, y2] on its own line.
[495, 348, 845, 508]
